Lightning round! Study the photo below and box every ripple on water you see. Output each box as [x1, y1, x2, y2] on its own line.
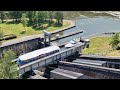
[53, 16, 120, 44]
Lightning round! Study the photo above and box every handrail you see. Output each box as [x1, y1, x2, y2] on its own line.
[18, 42, 86, 69]
[59, 61, 120, 74]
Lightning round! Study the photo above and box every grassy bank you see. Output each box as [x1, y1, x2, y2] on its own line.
[82, 37, 120, 56]
[0, 21, 71, 39]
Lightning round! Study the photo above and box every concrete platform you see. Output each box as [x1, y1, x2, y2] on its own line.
[72, 59, 107, 67]
[50, 68, 95, 79]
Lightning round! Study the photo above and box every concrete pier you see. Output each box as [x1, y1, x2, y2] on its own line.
[50, 20, 76, 35]
[58, 61, 120, 79]
[51, 30, 83, 41]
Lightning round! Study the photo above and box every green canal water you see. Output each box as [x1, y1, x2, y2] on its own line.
[53, 11, 120, 44]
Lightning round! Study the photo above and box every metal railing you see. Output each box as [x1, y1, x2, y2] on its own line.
[18, 41, 89, 75]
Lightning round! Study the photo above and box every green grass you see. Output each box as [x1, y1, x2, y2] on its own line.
[0, 21, 71, 39]
[82, 37, 120, 57]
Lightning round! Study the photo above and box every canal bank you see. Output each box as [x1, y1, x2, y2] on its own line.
[1, 13, 120, 57]
[1, 14, 120, 58]
[52, 15, 120, 46]
[82, 32, 120, 57]
[83, 32, 115, 39]
[50, 20, 75, 35]
[0, 20, 76, 58]
[17, 12, 120, 79]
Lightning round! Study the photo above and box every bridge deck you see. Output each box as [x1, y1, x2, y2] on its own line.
[18, 42, 88, 75]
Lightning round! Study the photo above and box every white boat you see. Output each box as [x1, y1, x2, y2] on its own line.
[56, 34, 60, 38]
[65, 43, 74, 48]
[70, 40, 76, 44]
[65, 40, 77, 48]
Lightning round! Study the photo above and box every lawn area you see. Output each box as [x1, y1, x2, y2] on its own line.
[0, 21, 71, 39]
[82, 37, 120, 57]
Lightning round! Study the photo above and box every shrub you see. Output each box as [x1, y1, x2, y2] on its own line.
[0, 29, 3, 39]
[116, 46, 120, 50]
[109, 33, 120, 50]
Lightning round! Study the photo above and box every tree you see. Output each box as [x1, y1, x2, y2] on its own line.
[0, 50, 18, 79]
[34, 11, 39, 26]
[43, 11, 48, 22]
[0, 20, 3, 39]
[48, 11, 54, 25]
[37, 11, 48, 23]
[0, 28, 3, 39]
[9, 11, 16, 22]
[54, 11, 64, 25]
[33, 11, 37, 22]
[109, 33, 120, 50]
[27, 11, 34, 23]
[0, 11, 7, 23]
[21, 13, 27, 32]
[9, 11, 24, 22]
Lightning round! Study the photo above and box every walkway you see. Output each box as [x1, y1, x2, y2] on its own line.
[83, 32, 114, 39]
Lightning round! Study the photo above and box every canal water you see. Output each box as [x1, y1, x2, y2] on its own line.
[52, 12, 120, 45]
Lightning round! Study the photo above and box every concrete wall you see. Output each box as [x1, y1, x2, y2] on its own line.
[58, 61, 120, 79]
[78, 55, 120, 69]
[0, 37, 43, 58]
[0, 20, 76, 59]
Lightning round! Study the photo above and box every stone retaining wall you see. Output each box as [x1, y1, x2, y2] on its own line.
[0, 20, 75, 59]
[0, 37, 42, 58]
[58, 61, 120, 79]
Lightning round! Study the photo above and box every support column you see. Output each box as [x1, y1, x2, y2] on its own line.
[107, 63, 109, 68]
[43, 30, 51, 46]
[112, 64, 115, 68]
[85, 39, 90, 48]
[119, 65, 120, 69]
[49, 35, 51, 46]
[44, 34, 46, 45]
